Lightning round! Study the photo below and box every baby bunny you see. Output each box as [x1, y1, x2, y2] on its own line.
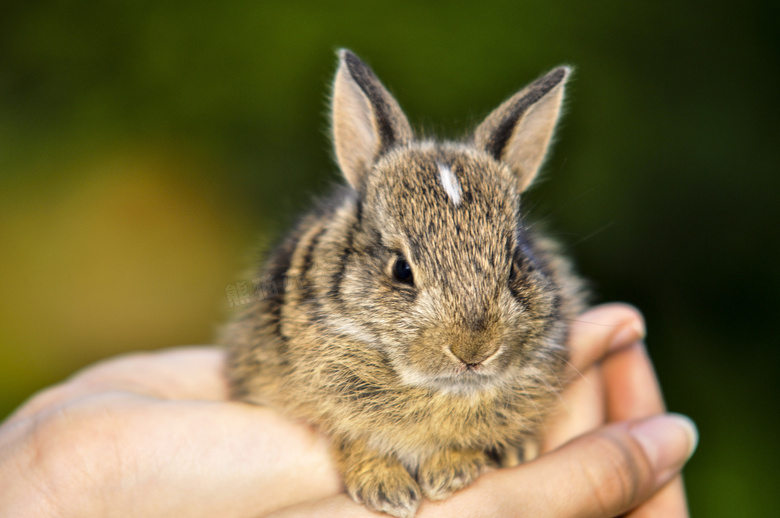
[223, 49, 587, 518]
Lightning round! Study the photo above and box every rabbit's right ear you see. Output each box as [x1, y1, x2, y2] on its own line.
[331, 50, 413, 190]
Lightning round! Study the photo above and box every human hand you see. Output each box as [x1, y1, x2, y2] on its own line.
[0, 304, 696, 518]
[0, 348, 341, 517]
[541, 304, 695, 518]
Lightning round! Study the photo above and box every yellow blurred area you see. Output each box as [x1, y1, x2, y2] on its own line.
[0, 148, 256, 416]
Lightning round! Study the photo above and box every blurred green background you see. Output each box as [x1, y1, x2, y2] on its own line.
[1, 0, 777, 515]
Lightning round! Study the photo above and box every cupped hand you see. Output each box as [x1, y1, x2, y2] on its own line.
[0, 349, 340, 517]
[0, 304, 696, 518]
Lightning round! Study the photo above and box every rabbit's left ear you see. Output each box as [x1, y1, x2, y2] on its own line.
[474, 67, 570, 192]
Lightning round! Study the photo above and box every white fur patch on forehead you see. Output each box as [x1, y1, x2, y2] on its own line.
[437, 163, 462, 206]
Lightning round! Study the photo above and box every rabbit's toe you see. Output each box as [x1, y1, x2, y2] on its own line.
[418, 449, 490, 501]
[347, 463, 421, 518]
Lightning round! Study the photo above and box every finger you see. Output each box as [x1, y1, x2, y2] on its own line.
[540, 303, 645, 453]
[602, 342, 665, 421]
[568, 303, 645, 373]
[433, 414, 696, 518]
[542, 364, 605, 453]
[6, 347, 228, 425]
[521, 415, 696, 518]
[626, 477, 689, 518]
[70, 346, 229, 400]
[602, 343, 690, 517]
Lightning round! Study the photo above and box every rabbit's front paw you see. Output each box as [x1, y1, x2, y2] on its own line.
[338, 441, 421, 518]
[418, 448, 490, 501]
[347, 461, 420, 518]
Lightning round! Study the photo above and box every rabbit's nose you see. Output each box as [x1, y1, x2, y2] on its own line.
[449, 339, 499, 366]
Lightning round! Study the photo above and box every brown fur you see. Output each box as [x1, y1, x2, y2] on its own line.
[222, 50, 587, 518]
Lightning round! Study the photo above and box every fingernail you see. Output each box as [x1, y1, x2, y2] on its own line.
[630, 414, 698, 486]
[611, 318, 646, 351]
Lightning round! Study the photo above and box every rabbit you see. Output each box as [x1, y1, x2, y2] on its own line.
[223, 49, 587, 518]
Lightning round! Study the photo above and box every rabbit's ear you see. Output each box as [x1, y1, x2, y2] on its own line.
[474, 67, 570, 192]
[331, 49, 413, 190]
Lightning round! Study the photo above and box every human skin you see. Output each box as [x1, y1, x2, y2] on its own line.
[0, 304, 696, 517]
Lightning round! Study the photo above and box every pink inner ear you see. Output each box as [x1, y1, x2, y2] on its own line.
[332, 62, 378, 189]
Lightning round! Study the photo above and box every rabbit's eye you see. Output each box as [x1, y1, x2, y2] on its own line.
[393, 257, 414, 285]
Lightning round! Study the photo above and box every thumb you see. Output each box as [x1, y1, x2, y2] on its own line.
[530, 413, 698, 518]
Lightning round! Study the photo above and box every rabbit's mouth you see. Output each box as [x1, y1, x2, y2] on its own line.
[396, 361, 507, 394]
[457, 362, 485, 374]
[395, 340, 512, 393]
[434, 369, 505, 394]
